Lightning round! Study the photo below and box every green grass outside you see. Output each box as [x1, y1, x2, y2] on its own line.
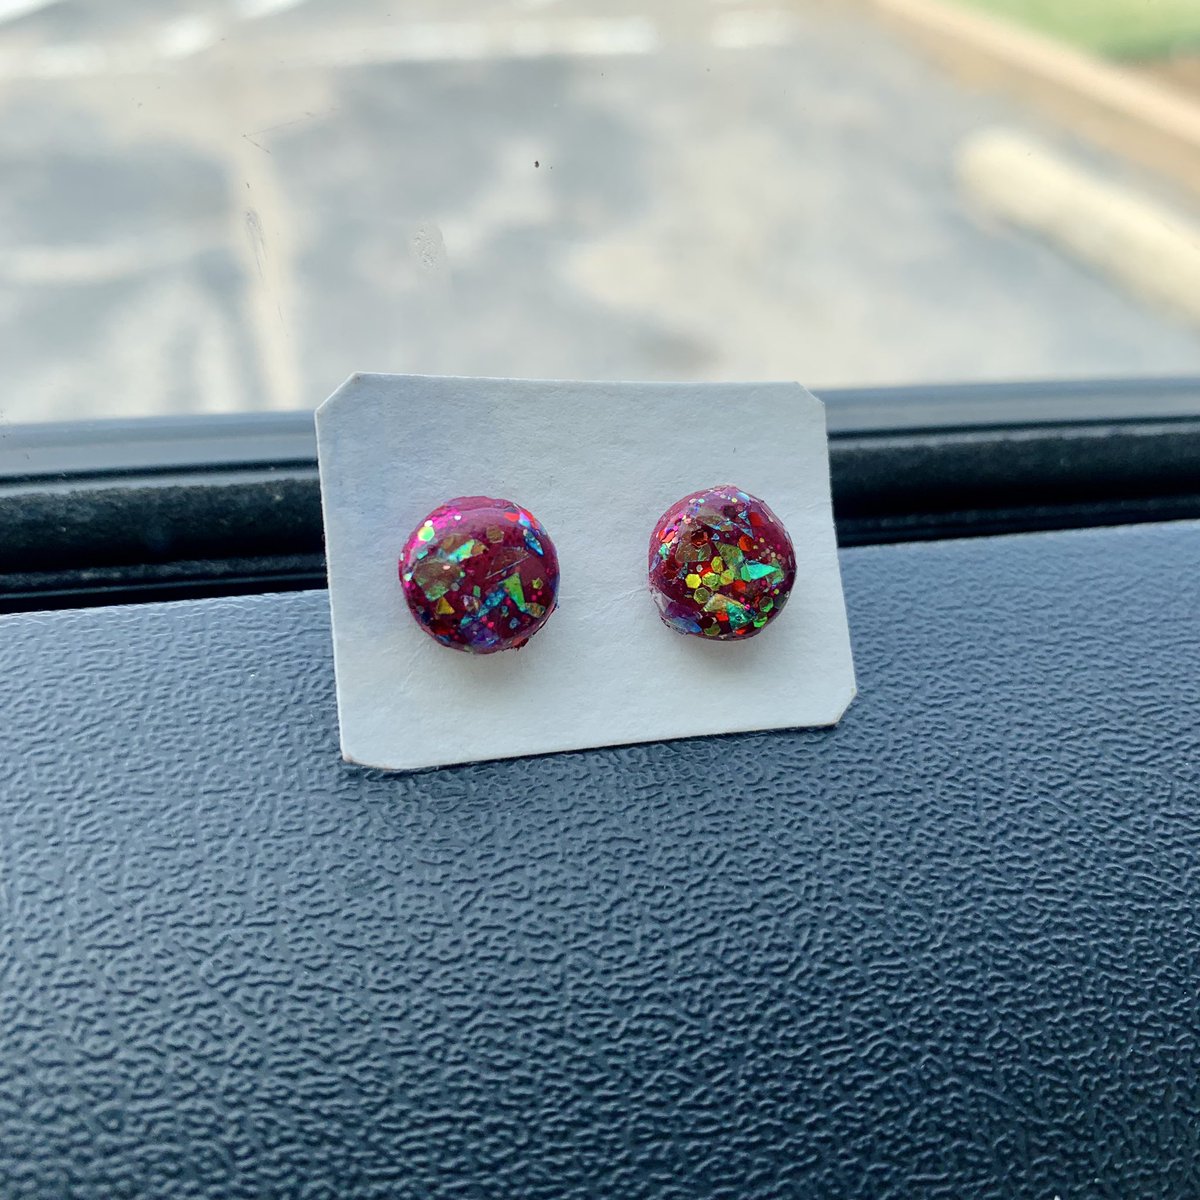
[956, 0, 1200, 59]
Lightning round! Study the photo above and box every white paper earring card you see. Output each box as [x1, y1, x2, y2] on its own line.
[316, 374, 856, 772]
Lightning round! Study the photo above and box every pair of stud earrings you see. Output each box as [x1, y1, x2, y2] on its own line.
[399, 484, 796, 655]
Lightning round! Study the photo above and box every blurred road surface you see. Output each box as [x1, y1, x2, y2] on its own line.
[1, 0, 1199, 421]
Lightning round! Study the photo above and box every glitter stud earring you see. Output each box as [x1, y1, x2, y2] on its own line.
[400, 496, 560, 653]
[648, 484, 796, 640]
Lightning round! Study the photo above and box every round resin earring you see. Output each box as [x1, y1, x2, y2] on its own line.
[648, 484, 795, 640]
[400, 496, 559, 653]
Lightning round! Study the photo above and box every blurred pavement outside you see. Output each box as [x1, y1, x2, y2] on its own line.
[2, 0, 1200, 422]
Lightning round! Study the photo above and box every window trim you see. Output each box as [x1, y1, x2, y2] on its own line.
[2, 377, 1198, 612]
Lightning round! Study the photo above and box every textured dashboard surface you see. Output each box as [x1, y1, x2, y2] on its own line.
[0, 522, 1197, 1200]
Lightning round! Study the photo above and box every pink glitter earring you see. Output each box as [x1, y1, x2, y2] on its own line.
[400, 496, 560, 654]
[648, 484, 796, 640]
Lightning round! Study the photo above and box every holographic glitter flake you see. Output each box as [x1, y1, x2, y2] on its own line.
[647, 484, 796, 641]
[400, 496, 560, 653]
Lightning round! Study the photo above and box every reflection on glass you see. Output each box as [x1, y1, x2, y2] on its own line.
[1, 0, 1199, 421]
